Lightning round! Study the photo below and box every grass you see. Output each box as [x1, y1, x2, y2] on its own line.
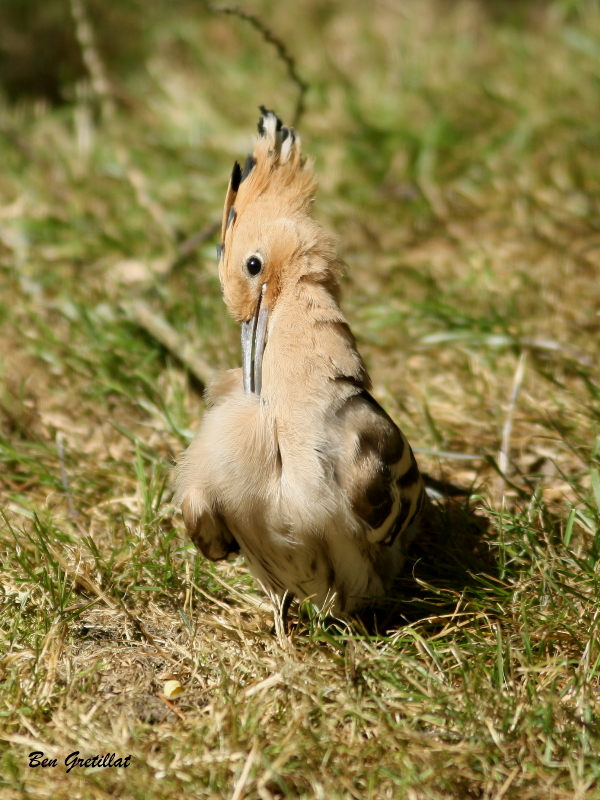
[1, 0, 600, 797]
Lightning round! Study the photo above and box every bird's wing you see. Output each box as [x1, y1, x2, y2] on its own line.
[333, 389, 426, 545]
[175, 368, 243, 561]
[181, 487, 240, 561]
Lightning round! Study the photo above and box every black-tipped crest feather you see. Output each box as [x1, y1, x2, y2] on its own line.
[230, 161, 242, 192]
[258, 105, 282, 134]
[220, 107, 312, 248]
[221, 162, 242, 241]
[241, 154, 256, 182]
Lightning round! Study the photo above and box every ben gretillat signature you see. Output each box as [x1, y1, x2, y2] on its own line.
[29, 751, 132, 773]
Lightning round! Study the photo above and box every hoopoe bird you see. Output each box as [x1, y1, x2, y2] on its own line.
[174, 107, 426, 617]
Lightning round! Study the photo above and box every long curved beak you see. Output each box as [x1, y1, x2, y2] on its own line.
[241, 283, 269, 395]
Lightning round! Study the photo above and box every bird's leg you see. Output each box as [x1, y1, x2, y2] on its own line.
[270, 590, 295, 636]
[281, 590, 295, 632]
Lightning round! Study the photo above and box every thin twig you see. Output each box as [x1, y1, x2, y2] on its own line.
[158, 693, 186, 721]
[422, 473, 471, 499]
[56, 432, 79, 519]
[520, 337, 595, 368]
[71, 0, 175, 250]
[115, 144, 176, 245]
[211, 5, 309, 126]
[70, 0, 115, 120]
[492, 766, 520, 800]
[122, 300, 214, 391]
[230, 741, 259, 800]
[497, 352, 527, 500]
[413, 447, 484, 461]
[178, 220, 221, 260]
[244, 672, 283, 698]
[0, 732, 61, 756]
[419, 332, 594, 368]
[163, 219, 221, 278]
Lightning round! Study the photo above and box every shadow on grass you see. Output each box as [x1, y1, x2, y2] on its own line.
[354, 497, 497, 636]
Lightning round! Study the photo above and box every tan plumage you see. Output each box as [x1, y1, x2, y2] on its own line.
[174, 108, 426, 616]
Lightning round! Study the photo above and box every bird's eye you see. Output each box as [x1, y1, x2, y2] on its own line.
[246, 255, 263, 276]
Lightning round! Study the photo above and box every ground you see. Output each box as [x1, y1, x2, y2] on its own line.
[1, 1, 600, 798]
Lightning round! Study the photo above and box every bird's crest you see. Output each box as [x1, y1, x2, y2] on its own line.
[218, 106, 318, 255]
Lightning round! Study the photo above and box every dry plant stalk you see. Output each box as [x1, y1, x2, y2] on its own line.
[70, 0, 115, 120]
[71, 0, 176, 253]
[123, 300, 214, 390]
[211, 5, 309, 126]
[496, 352, 527, 503]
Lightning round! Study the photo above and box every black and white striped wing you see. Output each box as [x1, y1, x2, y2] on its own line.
[334, 390, 426, 546]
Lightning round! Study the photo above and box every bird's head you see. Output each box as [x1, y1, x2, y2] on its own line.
[217, 107, 341, 394]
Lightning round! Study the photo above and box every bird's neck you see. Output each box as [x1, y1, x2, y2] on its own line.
[261, 279, 370, 401]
